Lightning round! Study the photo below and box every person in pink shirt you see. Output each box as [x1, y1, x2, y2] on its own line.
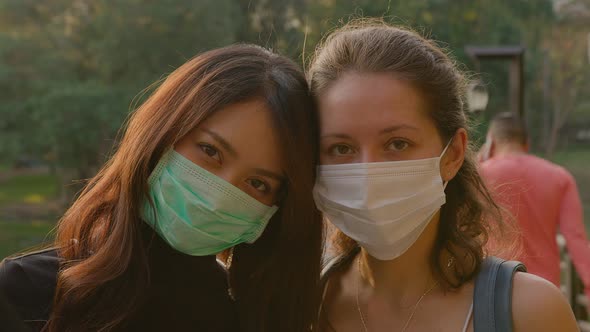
[479, 112, 590, 300]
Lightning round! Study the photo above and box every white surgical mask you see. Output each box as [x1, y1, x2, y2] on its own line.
[313, 142, 451, 260]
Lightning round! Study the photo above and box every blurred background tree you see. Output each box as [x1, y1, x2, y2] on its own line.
[0, 0, 240, 196]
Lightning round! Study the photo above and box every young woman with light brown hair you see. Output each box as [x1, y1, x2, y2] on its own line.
[0, 44, 323, 332]
[308, 20, 578, 332]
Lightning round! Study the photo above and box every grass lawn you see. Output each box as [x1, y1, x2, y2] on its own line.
[550, 147, 590, 170]
[0, 172, 59, 259]
[0, 173, 59, 206]
[0, 220, 56, 260]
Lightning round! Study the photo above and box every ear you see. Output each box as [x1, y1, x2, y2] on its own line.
[441, 128, 467, 182]
[488, 138, 496, 158]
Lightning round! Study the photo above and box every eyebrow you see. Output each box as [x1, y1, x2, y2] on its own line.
[379, 124, 420, 134]
[201, 128, 238, 157]
[253, 168, 285, 183]
[320, 133, 353, 140]
[320, 125, 419, 140]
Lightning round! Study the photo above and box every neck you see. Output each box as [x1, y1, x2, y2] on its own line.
[358, 212, 442, 304]
[493, 143, 527, 158]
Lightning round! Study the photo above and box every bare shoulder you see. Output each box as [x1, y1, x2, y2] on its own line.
[512, 272, 579, 332]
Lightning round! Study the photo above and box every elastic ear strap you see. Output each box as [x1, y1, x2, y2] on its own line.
[441, 137, 455, 189]
[441, 137, 454, 158]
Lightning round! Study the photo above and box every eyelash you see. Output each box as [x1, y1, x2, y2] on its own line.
[386, 139, 411, 151]
[328, 144, 355, 156]
[198, 143, 222, 163]
[326, 139, 412, 157]
[247, 178, 271, 194]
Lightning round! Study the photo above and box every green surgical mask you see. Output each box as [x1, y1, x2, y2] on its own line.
[141, 150, 278, 256]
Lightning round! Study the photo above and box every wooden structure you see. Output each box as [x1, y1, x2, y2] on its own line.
[464, 46, 525, 117]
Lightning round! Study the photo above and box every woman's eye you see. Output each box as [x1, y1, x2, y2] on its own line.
[199, 143, 221, 162]
[247, 179, 269, 193]
[329, 144, 354, 156]
[387, 139, 409, 152]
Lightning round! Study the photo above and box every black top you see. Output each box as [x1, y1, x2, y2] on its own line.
[0, 223, 238, 332]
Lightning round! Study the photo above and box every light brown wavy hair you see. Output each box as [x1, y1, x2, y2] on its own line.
[308, 19, 510, 290]
[47, 44, 323, 332]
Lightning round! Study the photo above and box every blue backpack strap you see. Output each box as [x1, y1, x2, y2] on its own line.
[473, 256, 527, 332]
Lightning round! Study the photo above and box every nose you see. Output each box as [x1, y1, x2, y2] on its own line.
[359, 149, 386, 164]
[216, 169, 243, 189]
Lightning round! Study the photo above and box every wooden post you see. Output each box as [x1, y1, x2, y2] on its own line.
[464, 46, 525, 117]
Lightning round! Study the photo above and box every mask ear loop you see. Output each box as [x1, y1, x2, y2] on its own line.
[440, 137, 453, 158]
[441, 137, 454, 189]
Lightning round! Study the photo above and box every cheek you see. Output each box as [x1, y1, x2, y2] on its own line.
[236, 183, 275, 206]
[260, 193, 279, 207]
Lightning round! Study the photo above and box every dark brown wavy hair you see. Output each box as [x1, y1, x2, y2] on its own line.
[308, 19, 508, 290]
[47, 44, 323, 332]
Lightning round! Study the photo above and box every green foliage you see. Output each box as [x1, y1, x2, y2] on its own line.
[550, 147, 590, 172]
[72, 0, 241, 84]
[25, 82, 134, 173]
[0, 0, 241, 176]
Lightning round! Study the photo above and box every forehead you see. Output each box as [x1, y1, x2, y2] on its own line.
[201, 98, 272, 132]
[199, 98, 283, 167]
[318, 72, 436, 136]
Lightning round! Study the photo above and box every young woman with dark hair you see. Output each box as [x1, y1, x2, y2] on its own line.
[0, 44, 323, 332]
